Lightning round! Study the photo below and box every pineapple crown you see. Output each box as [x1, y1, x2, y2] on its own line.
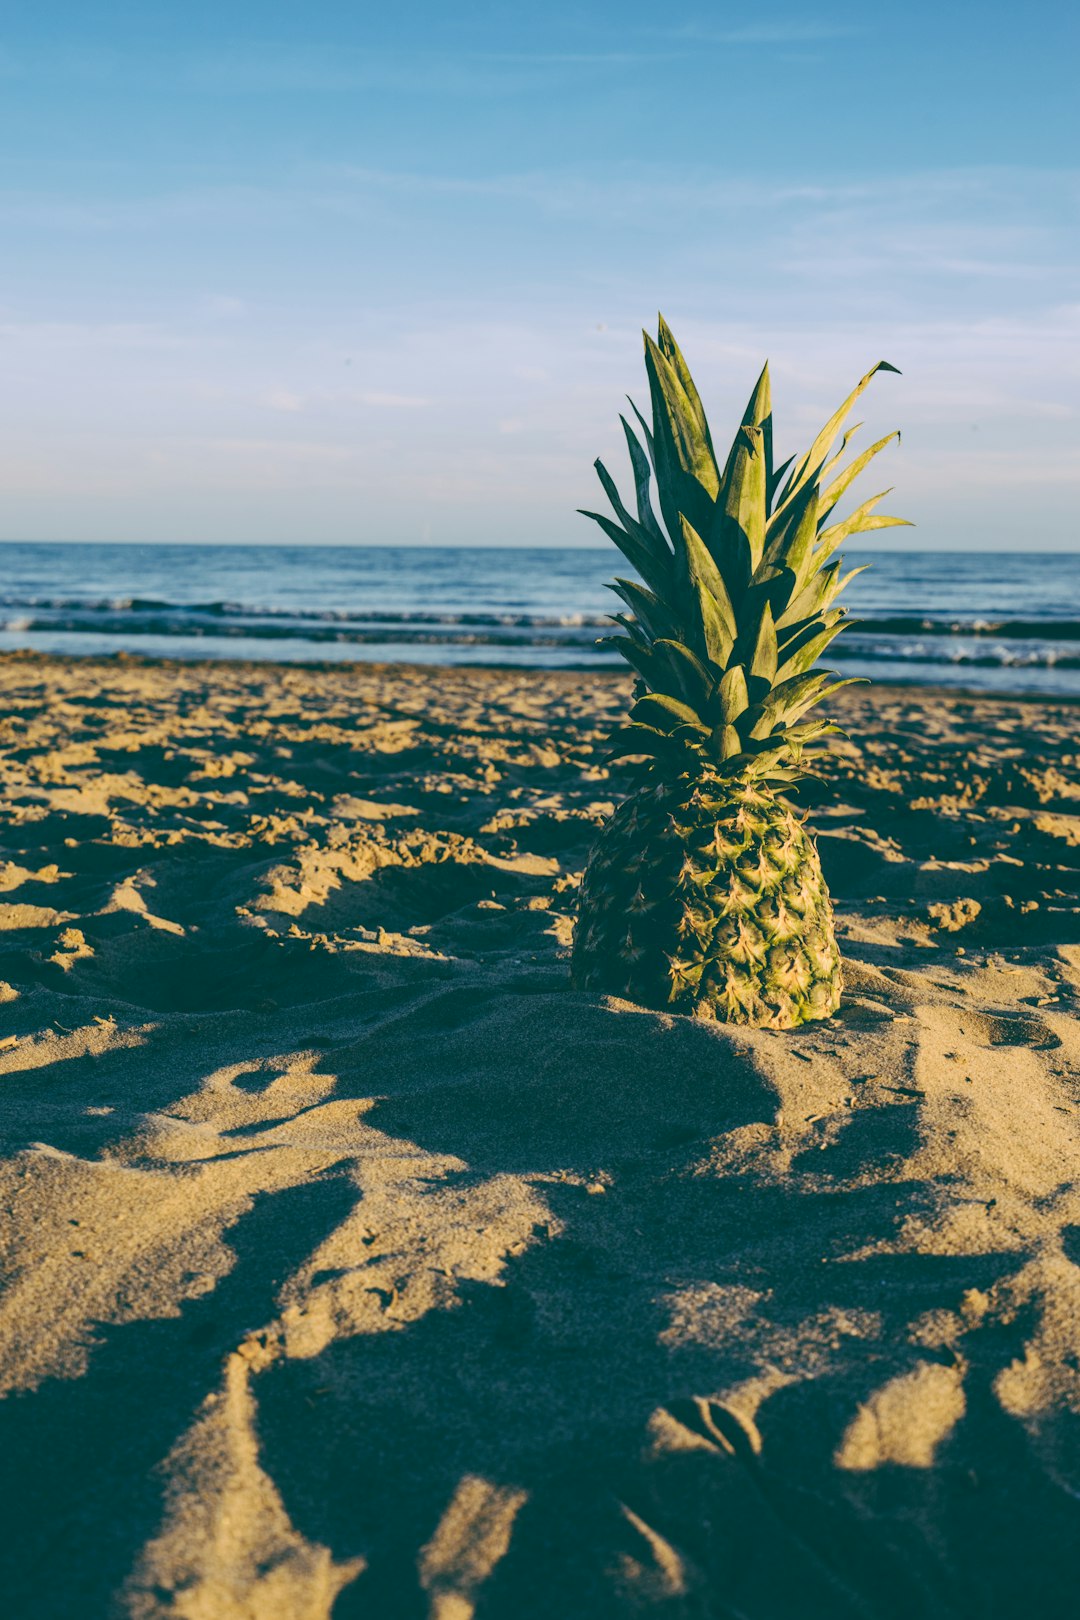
[581, 317, 909, 788]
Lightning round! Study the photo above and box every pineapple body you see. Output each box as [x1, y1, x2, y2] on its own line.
[573, 318, 905, 1027]
[573, 775, 841, 1029]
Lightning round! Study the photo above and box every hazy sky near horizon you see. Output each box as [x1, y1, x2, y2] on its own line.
[0, 2, 1077, 548]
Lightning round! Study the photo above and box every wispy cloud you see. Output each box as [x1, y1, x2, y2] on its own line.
[357, 391, 430, 409]
[258, 387, 431, 413]
[0, 42, 655, 101]
[179, 22, 860, 97]
[263, 388, 304, 413]
[202, 294, 248, 320]
[661, 19, 860, 46]
[182, 47, 662, 98]
[5, 164, 1074, 305]
[0, 318, 189, 350]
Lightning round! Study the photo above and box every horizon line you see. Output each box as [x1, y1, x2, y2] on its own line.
[0, 538, 1075, 556]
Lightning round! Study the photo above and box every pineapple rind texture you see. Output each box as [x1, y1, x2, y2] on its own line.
[572, 776, 841, 1030]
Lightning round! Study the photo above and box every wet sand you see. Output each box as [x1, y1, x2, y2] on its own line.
[1, 651, 1078, 1618]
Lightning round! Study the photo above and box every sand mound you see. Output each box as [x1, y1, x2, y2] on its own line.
[0, 654, 1078, 1617]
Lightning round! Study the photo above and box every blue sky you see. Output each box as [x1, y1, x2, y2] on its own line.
[0, 2, 1076, 547]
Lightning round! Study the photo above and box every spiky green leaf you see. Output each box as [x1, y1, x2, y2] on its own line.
[651, 638, 715, 710]
[579, 509, 669, 598]
[607, 577, 677, 643]
[657, 316, 715, 462]
[676, 517, 737, 663]
[818, 431, 901, 524]
[714, 365, 770, 576]
[644, 333, 718, 490]
[777, 617, 847, 679]
[818, 496, 913, 561]
[619, 416, 667, 545]
[774, 362, 901, 519]
[632, 692, 707, 734]
[744, 599, 778, 695]
[607, 721, 695, 765]
[717, 663, 750, 727]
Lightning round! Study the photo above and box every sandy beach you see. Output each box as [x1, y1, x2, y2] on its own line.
[1, 650, 1078, 1618]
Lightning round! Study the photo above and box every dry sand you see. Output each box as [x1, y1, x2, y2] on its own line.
[0, 650, 1078, 1618]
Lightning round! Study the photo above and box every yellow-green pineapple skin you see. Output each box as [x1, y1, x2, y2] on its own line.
[573, 775, 841, 1029]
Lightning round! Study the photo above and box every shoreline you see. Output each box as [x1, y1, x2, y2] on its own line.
[6, 644, 1080, 710]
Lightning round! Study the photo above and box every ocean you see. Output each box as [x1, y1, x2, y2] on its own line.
[2, 541, 1079, 698]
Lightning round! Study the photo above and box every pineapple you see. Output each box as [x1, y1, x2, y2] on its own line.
[572, 319, 908, 1028]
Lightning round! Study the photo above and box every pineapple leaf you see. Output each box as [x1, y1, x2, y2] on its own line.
[762, 475, 819, 587]
[743, 672, 858, 739]
[713, 738, 789, 779]
[652, 638, 714, 708]
[607, 577, 677, 643]
[743, 599, 778, 695]
[632, 692, 708, 734]
[717, 724, 744, 761]
[676, 516, 737, 663]
[604, 636, 656, 686]
[619, 416, 667, 544]
[836, 563, 870, 595]
[783, 564, 868, 629]
[768, 453, 796, 514]
[714, 364, 771, 576]
[627, 398, 656, 466]
[748, 361, 775, 490]
[817, 424, 862, 489]
[818, 499, 913, 560]
[594, 459, 672, 578]
[783, 719, 843, 748]
[777, 617, 847, 678]
[780, 559, 845, 627]
[738, 567, 797, 638]
[776, 610, 825, 650]
[607, 721, 695, 766]
[717, 663, 750, 726]
[692, 583, 736, 666]
[609, 613, 650, 647]
[818, 431, 900, 523]
[656, 316, 715, 462]
[775, 361, 901, 519]
[705, 502, 753, 604]
[644, 331, 719, 538]
[578, 509, 669, 598]
[643, 333, 712, 480]
[741, 671, 831, 739]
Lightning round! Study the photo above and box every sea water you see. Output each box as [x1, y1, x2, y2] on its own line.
[2, 541, 1079, 698]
